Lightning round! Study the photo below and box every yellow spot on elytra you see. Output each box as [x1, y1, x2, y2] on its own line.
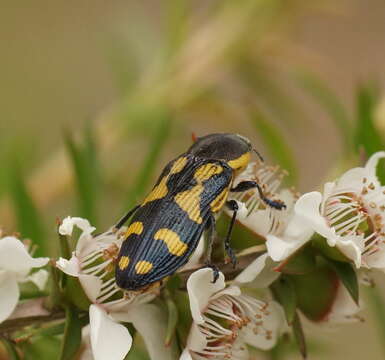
[227, 152, 251, 171]
[210, 187, 229, 212]
[170, 156, 188, 174]
[194, 163, 223, 181]
[142, 157, 188, 205]
[135, 261, 153, 274]
[118, 256, 130, 270]
[154, 228, 188, 256]
[174, 162, 225, 223]
[142, 177, 169, 205]
[174, 185, 204, 224]
[124, 221, 144, 238]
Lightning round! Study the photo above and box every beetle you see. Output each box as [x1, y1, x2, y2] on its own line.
[114, 133, 285, 291]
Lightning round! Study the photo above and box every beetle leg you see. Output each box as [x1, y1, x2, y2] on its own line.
[206, 263, 220, 283]
[231, 180, 286, 210]
[113, 205, 140, 231]
[203, 215, 220, 283]
[224, 200, 239, 268]
[204, 214, 216, 264]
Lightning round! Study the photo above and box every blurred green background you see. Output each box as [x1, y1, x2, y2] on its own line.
[1, 0, 385, 359]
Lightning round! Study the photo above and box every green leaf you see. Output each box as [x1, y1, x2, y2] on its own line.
[173, 291, 192, 345]
[165, 297, 179, 346]
[325, 258, 359, 305]
[294, 69, 352, 151]
[312, 235, 350, 263]
[58, 225, 71, 260]
[64, 123, 100, 225]
[125, 116, 172, 209]
[355, 84, 384, 155]
[365, 286, 385, 354]
[21, 335, 61, 360]
[354, 83, 385, 181]
[292, 312, 307, 360]
[275, 246, 316, 275]
[271, 276, 297, 324]
[1, 338, 21, 360]
[45, 264, 62, 311]
[250, 110, 297, 184]
[59, 305, 82, 360]
[8, 162, 47, 256]
[65, 277, 92, 311]
[19, 281, 47, 300]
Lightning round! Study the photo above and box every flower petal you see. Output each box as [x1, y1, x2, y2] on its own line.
[236, 208, 273, 237]
[295, 192, 336, 244]
[235, 253, 280, 288]
[56, 255, 80, 277]
[89, 305, 132, 360]
[365, 248, 385, 271]
[59, 217, 96, 253]
[59, 217, 95, 236]
[79, 275, 103, 303]
[114, 304, 178, 360]
[180, 349, 193, 360]
[365, 151, 385, 178]
[336, 236, 363, 268]
[242, 301, 284, 350]
[80, 325, 93, 360]
[187, 268, 225, 324]
[0, 272, 19, 323]
[184, 322, 208, 353]
[0, 237, 49, 275]
[337, 168, 367, 191]
[181, 235, 205, 270]
[27, 269, 49, 290]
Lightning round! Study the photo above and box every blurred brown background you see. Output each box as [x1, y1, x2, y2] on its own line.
[1, 0, 385, 359]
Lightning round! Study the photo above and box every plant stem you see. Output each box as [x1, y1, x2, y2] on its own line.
[0, 311, 65, 334]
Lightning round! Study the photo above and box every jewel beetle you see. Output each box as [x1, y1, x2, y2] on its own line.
[114, 133, 285, 291]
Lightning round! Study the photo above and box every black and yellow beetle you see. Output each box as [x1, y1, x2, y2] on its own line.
[114, 133, 285, 291]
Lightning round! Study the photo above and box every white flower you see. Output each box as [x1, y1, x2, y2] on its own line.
[230, 163, 293, 238]
[230, 162, 313, 262]
[56, 217, 173, 360]
[181, 268, 285, 360]
[0, 236, 49, 323]
[234, 253, 280, 289]
[295, 152, 385, 270]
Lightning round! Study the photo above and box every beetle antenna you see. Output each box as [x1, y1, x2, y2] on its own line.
[253, 149, 264, 162]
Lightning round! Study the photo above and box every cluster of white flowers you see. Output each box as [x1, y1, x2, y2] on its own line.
[181, 268, 284, 360]
[56, 217, 175, 360]
[2, 152, 385, 360]
[234, 152, 385, 269]
[55, 217, 285, 360]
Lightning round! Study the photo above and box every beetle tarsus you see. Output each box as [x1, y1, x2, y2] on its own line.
[231, 180, 258, 192]
[231, 180, 286, 210]
[204, 263, 220, 283]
